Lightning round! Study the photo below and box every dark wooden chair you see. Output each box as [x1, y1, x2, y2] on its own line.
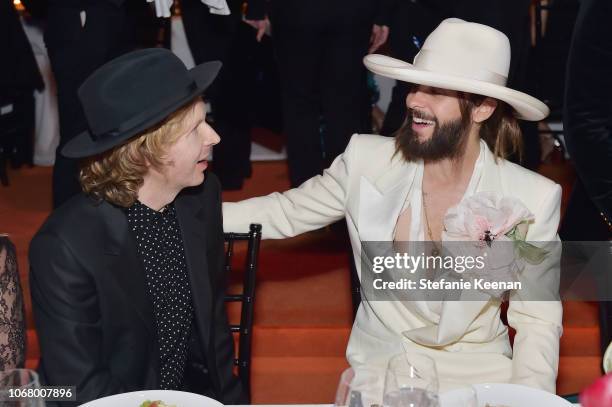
[224, 223, 262, 402]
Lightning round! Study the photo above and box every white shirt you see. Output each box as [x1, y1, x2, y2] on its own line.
[148, 0, 230, 18]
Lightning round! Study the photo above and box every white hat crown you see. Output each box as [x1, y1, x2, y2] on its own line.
[414, 18, 511, 86]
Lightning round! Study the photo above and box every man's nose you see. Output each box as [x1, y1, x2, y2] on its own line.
[406, 87, 428, 109]
[204, 126, 221, 146]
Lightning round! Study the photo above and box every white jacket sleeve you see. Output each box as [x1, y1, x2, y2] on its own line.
[223, 134, 360, 238]
[507, 183, 563, 393]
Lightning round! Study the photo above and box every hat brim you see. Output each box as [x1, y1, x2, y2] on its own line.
[364, 54, 549, 121]
[62, 61, 222, 159]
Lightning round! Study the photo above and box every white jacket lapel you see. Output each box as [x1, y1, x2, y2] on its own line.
[477, 142, 503, 194]
[358, 159, 419, 241]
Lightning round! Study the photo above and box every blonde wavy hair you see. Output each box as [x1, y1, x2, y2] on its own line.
[79, 97, 201, 207]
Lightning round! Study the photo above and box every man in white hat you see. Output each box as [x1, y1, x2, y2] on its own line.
[223, 19, 562, 392]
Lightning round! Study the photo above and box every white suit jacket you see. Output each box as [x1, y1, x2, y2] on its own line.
[223, 135, 563, 393]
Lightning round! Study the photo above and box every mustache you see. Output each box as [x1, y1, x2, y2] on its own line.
[408, 108, 438, 124]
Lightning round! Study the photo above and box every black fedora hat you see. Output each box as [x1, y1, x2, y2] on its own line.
[62, 48, 221, 158]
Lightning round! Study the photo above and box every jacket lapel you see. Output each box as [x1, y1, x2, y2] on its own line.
[476, 143, 503, 194]
[101, 202, 155, 336]
[175, 191, 213, 350]
[358, 156, 420, 241]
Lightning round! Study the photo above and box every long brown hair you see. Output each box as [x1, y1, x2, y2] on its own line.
[459, 94, 523, 161]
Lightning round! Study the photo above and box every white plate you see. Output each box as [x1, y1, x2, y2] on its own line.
[440, 383, 573, 407]
[79, 390, 224, 407]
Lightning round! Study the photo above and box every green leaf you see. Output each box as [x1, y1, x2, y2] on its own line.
[516, 241, 548, 265]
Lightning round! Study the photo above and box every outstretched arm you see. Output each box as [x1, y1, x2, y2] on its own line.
[223, 135, 362, 238]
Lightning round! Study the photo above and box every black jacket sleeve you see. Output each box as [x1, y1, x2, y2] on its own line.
[29, 233, 126, 406]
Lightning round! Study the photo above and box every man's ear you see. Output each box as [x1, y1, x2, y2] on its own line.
[472, 97, 497, 123]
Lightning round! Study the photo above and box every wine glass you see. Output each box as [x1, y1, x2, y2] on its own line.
[0, 369, 45, 407]
[383, 353, 439, 407]
[334, 366, 385, 407]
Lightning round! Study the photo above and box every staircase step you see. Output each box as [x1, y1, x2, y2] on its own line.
[560, 326, 601, 356]
[557, 356, 603, 396]
[251, 356, 349, 404]
[562, 301, 599, 327]
[252, 326, 351, 357]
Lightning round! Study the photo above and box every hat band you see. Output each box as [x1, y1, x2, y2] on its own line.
[90, 81, 198, 142]
[414, 50, 508, 86]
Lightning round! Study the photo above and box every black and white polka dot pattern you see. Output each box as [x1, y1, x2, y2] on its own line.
[127, 201, 194, 390]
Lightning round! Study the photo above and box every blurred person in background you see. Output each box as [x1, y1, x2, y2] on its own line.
[1, 0, 44, 172]
[246, 0, 394, 187]
[181, 0, 264, 190]
[379, 0, 445, 137]
[45, 0, 135, 208]
[560, 0, 612, 355]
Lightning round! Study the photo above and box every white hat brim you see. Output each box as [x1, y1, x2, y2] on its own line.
[364, 54, 549, 121]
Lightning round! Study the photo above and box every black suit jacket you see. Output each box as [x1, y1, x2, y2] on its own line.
[29, 174, 243, 406]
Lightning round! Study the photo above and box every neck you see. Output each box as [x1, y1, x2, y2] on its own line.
[423, 134, 481, 188]
[137, 175, 180, 211]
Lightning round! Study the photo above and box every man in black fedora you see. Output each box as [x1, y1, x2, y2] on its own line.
[29, 48, 243, 406]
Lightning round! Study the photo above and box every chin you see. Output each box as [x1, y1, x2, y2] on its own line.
[416, 133, 433, 144]
[186, 172, 206, 188]
[195, 173, 206, 185]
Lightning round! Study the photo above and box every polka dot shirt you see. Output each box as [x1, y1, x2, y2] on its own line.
[126, 200, 194, 390]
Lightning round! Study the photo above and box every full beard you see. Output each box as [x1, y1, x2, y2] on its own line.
[395, 109, 471, 162]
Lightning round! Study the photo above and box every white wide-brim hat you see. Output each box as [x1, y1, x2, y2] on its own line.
[364, 18, 549, 121]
